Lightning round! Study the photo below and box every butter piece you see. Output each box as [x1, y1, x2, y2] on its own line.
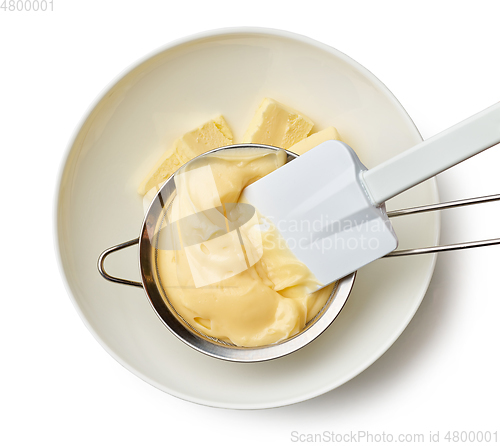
[138, 115, 233, 195]
[243, 98, 314, 149]
[288, 126, 342, 155]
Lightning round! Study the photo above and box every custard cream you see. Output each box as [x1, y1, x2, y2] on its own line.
[157, 148, 335, 347]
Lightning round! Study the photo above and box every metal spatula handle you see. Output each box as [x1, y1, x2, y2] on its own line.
[362, 102, 500, 205]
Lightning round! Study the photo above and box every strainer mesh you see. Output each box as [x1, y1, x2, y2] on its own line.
[152, 193, 338, 349]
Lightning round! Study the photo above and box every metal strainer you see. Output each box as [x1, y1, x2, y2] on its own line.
[98, 143, 500, 362]
[98, 144, 356, 362]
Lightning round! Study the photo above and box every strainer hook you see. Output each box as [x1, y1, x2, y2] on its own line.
[97, 238, 143, 288]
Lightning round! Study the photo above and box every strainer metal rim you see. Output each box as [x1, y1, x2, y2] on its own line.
[138, 143, 356, 363]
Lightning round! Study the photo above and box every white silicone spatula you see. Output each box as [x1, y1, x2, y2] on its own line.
[242, 102, 500, 287]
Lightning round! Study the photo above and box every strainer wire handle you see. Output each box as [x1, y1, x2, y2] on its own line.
[385, 193, 500, 257]
[98, 194, 500, 283]
[98, 238, 143, 288]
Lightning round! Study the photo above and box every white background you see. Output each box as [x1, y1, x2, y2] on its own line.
[1, 1, 499, 445]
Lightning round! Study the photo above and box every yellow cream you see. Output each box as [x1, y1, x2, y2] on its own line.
[157, 148, 335, 347]
[140, 98, 344, 347]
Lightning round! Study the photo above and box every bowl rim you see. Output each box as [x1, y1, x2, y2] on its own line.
[54, 26, 439, 409]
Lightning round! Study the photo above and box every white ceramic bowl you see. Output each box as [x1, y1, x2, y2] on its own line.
[56, 27, 439, 409]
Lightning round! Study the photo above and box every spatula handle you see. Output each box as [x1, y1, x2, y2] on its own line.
[362, 102, 500, 205]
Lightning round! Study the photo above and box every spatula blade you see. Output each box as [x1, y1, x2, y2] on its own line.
[241, 140, 398, 287]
